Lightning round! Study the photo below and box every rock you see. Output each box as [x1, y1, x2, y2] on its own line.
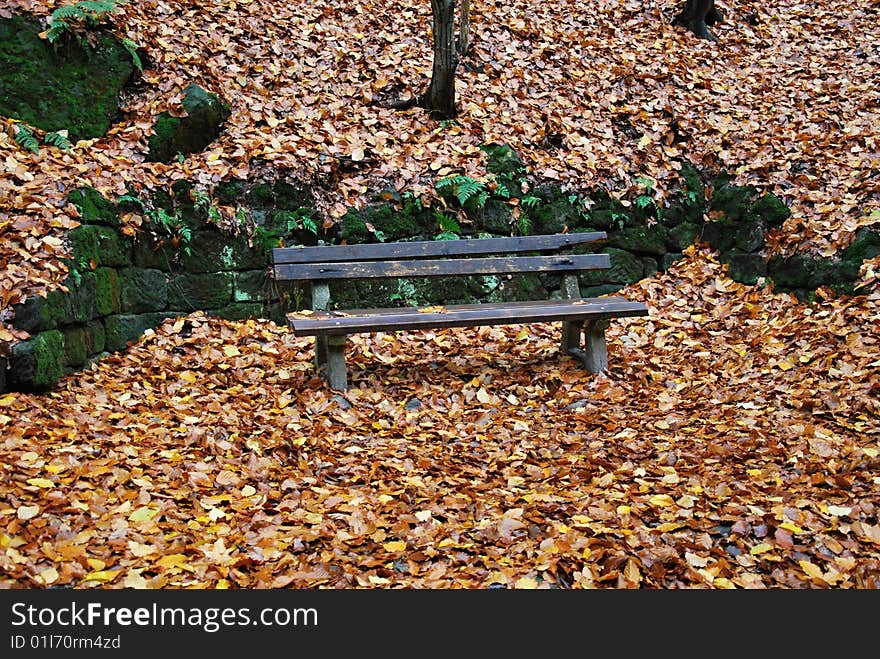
[104, 313, 176, 352]
[147, 83, 230, 162]
[10, 330, 65, 391]
[167, 272, 233, 311]
[0, 16, 135, 141]
[68, 187, 120, 226]
[725, 252, 767, 285]
[120, 268, 168, 313]
[12, 295, 56, 333]
[480, 143, 526, 176]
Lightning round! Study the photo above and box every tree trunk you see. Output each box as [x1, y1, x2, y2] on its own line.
[458, 0, 471, 55]
[673, 0, 718, 41]
[425, 0, 458, 119]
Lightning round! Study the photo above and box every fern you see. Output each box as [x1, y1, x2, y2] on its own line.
[521, 195, 541, 209]
[434, 210, 461, 240]
[121, 37, 143, 73]
[301, 216, 318, 235]
[516, 214, 533, 236]
[437, 175, 488, 209]
[44, 131, 72, 150]
[14, 124, 40, 154]
[45, 0, 120, 44]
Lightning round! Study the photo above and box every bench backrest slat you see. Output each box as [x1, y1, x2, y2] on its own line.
[275, 254, 611, 280]
[272, 232, 606, 265]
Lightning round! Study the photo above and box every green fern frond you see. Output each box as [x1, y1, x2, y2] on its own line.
[50, 6, 84, 21]
[494, 181, 510, 199]
[516, 214, 533, 236]
[301, 217, 318, 235]
[44, 131, 72, 150]
[14, 124, 40, 154]
[521, 195, 541, 209]
[121, 37, 143, 73]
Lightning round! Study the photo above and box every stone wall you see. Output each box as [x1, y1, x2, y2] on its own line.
[2, 156, 878, 393]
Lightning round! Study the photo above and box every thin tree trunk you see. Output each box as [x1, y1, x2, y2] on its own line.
[673, 0, 718, 41]
[458, 0, 471, 55]
[425, 0, 458, 119]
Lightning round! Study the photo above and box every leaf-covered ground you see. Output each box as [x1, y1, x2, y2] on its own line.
[1, 0, 879, 588]
[2, 249, 878, 588]
[1, 0, 879, 326]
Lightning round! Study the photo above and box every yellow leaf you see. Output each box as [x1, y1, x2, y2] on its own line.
[750, 543, 774, 555]
[84, 569, 122, 583]
[241, 485, 256, 497]
[571, 515, 592, 527]
[779, 522, 806, 534]
[216, 579, 230, 589]
[38, 567, 59, 585]
[414, 510, 433, 522]
[368, 575, 391, 585]
[382, 541, 407, 552]
[26, 478, 54, 489]
[128, 541, 157, 558]
[799, 560, 826, 582]
[129, 506, 160, 523]
[713, 578, 736, 589]
[378, 494, 394, 504]
[87, 558, 106, 571]
[515, 577, 539, 589]
[17, 505, 39, 520]
[222, 345, 240, 358]
[0, 414, 10, 425]
[157, 554, 189, 569]
[179, 371, 197, 383]
[649, 494, 676, 507]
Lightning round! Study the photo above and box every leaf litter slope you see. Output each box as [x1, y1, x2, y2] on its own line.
[1, 249, 878, 589]
[1, 0, 879, 330]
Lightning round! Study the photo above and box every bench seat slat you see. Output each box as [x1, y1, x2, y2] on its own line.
[273, 232, 607, 264]
[275, 254, 611, 280]
[287, 297, 649, 336]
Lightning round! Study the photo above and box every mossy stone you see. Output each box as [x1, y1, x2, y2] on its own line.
[181, 230, 268, 272]
[661, 253, 685, 271]
[580, 247, 643, 285]
[480, 143, 525, 175]
[581, 283, 624, 298]
[274, 182, 313, 210]
[68, 187, 119, 226]
[0, 16, 135, 142]
[132, 233, 180, 271]
[10, 330, 65, 391]
[86, 320, 106, 355]
[12, 295, 56, 333]
[841, 228, 880, 265]
[210, 303, 265, 322]
[665, 221, 699, 251]
[67, 271, 97, 322]
[768, 255, 837, 290]
[734, 219, 766, 253]
[753, 193, 790, 227]
[68, 225, 131, 267]
[726, 252, 767, 285]
[104, 313, 177, 352]
[478, 200, 513, 235]
[94, 267, 121, 316]
[233, 270, 271, 302]
[709, 181, 758, 224]
[146, 84, 231, 162]
[608, 224, 669, 256]
[0, 357, 6, 393]
[62, 325, 89, 368]
[415, 276, 472, 305]
[167, 272, 233, 311]
[120, 268, 168, 313]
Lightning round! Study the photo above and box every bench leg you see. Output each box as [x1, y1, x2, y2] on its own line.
[314, 336, 328, 371]
[582, 319, 609, 372]
[565, 319, 609, 372]
[561, 320, 581, 354]
[325, 335, 348, 391]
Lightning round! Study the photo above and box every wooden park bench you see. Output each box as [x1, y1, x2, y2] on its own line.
[273, 232, 649, 391]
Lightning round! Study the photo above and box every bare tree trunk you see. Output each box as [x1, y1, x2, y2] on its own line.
[426, 0, 458, 118]
[673, 0, 719, 41]
[458, 0, 471, 55]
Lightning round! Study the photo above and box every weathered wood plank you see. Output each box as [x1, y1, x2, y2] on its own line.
[275, 254, 611, 281]
[273, 232, 606, 264]
[288, 297, 648, 335]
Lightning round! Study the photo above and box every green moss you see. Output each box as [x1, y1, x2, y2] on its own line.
[12, 295, 56, 333]
[68, 187, 119, 226]
[94, 267, 121, 316]
[146, 84, 231, 162]
[167, 273, 233, 311]
[10, 330, 65, 391]
[480, 143, 525, 176]
[86, 320, 106, 355]
[753, 193, 790, 227]
[0, 16, 135, 142]
[120, 268, 168, 313]
[104, 313, 176, 352]
[62, 325, 88, 368]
